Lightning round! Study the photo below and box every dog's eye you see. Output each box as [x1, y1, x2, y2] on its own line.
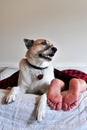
[41, 41, 47, 45]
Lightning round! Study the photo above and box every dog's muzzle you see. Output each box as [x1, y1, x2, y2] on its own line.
[39, 46, 57, 61]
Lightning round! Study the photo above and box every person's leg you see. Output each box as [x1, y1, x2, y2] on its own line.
[62, 78, 87, 111]
[47, 78, 65, 110]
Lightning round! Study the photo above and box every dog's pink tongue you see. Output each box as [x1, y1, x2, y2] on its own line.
[37, 74, 43, 80]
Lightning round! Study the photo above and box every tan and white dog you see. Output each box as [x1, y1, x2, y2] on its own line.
[6, 39, 57, 122]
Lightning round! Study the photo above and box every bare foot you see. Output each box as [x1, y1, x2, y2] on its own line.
[62, 80, 80, 111]
[47, 79, 64, 110]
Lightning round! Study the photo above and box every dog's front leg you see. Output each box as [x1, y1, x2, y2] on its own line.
[36, 93, 47, 122]
[6, 86, 21, 103]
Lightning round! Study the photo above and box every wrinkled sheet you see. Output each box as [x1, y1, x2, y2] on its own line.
[0, 89, 87, 130]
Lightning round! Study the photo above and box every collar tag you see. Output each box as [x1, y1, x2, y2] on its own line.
[37, 74, 43, 80]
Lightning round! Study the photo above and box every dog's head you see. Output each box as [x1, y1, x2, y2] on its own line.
[24, 39, 57, 67]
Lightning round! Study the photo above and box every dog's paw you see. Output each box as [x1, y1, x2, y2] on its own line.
[36, 93, 47, 122]
[6, 92, 16, 103]
[6, 87, 20, 104]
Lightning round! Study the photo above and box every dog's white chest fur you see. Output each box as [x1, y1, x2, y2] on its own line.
[18, 59, 54, 94]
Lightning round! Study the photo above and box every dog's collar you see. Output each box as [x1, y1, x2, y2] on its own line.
[26, 60, 48, 70]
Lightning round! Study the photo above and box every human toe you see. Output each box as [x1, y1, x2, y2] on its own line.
[62, 102, 69, 111]
[47, 99, 55, 109]
[56, 102, 62, 110]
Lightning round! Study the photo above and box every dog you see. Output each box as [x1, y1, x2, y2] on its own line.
[6, 38, 57, 122]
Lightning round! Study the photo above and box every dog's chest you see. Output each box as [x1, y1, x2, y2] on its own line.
[30, 68, 44, 81]
[24, 66, 54, 93]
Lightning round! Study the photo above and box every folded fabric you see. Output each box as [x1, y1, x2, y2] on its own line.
[54, 68, 87, 82]
[0, 67, 18, 80]
[0, 71, 19, 89]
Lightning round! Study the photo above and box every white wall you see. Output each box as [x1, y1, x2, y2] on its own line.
[0, 0, 87, 67]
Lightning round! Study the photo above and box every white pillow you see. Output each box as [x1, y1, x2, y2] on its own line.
[0, 67, 19, 80]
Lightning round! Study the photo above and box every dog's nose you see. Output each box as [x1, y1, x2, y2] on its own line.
[51, 47, 57, 53]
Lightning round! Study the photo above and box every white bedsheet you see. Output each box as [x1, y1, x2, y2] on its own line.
[0, 89, 87, 130]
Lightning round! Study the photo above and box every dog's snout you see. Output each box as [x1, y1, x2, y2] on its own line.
[51, 47, 57, 53]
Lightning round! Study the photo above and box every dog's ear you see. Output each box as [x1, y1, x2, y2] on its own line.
[24, 39, 34, 49]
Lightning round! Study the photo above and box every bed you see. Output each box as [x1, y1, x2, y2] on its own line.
[0, 66, 87, 130]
